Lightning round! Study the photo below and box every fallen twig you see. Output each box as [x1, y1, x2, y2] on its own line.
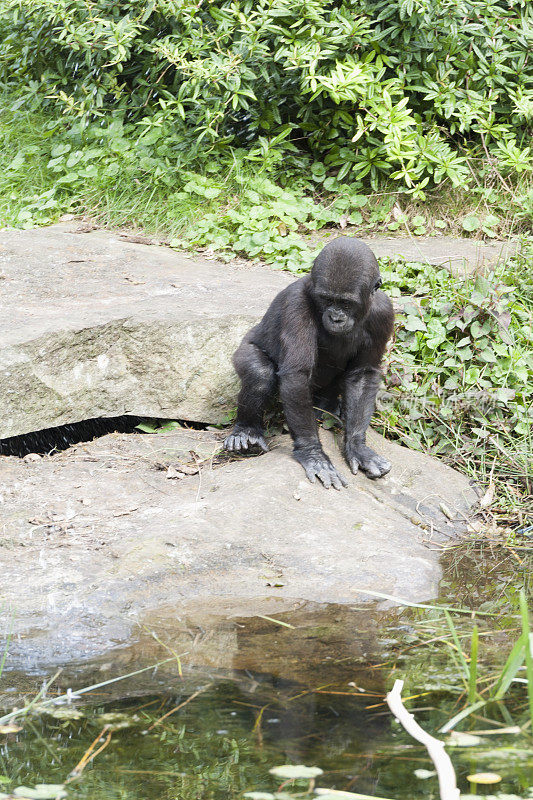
[146, 683, 213, 731]
[386, 679, 460, 800]
[67, 725, 112, 781]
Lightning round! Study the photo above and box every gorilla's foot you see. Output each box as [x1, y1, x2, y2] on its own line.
[294, 447, 348, 490]
[346, 443, 391, 479]
[224, 426, 268, 453]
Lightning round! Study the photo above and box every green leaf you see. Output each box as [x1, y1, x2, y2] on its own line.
[404, 315, 427, 332]
[135, 422, 158, 433]
[491, 634, 526, 700]
[462, 215, 481, 231]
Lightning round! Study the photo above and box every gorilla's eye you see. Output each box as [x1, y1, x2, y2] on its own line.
[373, 278, 382, 292]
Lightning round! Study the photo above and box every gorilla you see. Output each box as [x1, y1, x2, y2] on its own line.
[224, 237, 394, 489]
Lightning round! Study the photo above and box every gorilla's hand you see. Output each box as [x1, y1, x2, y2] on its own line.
[224, 426, 268, 453]
[294, 446, 348, 490]
[346, 442, 391, 479]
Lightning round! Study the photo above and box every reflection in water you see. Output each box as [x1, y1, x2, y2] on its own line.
[1, 551, 532, 799]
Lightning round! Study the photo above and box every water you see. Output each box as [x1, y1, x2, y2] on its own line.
[1, 550, 531, 799]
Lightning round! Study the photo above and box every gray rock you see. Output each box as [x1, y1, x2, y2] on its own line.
[357, 236, 519, 276]
[0, 224, 518, 438]
[0, 223, 291, 438]
[0, 426, 477, 668]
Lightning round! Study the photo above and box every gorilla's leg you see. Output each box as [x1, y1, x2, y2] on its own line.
[224, 341, 276, 453]
[342, 366, 391, 478]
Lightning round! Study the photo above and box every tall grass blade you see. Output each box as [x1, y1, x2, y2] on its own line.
[0, 612, 14, 681]
[444, 610, 470, 691]
[0, 656, 180, 725]
[491, 634, 526, 700]
[439, 699, 486, 734]
[353, 589, 498, 616]
[519, 589, 533, 728]
[468, 624, 479, 704]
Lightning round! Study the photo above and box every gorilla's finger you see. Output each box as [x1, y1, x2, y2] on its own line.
[305, 467, 317, 484]
[336, 469, 349, 488]
[249, 433, 268, 452]
[330, 472, 344, 490]
[366, 456, 391, 478]
[349, 458, 360, 475]
[317, 469, 332, 489]
[378, 458, 392, 475]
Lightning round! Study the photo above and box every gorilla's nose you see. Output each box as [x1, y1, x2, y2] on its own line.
[328, 309, 346, 324]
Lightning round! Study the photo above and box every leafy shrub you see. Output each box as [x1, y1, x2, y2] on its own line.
[1, 0, 531, 195]
[377, 249, 532, 513]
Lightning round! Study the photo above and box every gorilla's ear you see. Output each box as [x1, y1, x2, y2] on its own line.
[373, 277, 382, 292]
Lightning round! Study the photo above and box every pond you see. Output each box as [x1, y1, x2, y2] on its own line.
[1, 549, 531, 800]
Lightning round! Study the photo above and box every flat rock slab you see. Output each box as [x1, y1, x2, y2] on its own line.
[0, 224, 518, 439]
[309, 232, 519, 275]
[0, 427, 477, 669]
[0, 223, 291, 438]
[359, 235, 518, 276]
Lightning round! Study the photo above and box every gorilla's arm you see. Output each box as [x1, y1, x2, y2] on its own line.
[278, 288, 348, 490]
[342, 291, 394, 478]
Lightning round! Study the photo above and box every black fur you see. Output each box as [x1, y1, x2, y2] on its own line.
[224, 237, 394, 488]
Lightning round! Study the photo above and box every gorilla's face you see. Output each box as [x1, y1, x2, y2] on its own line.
[310, 238, 382, 336]
[313, 277, 382, 335]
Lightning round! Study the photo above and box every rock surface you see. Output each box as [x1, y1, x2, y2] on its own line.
[0, 224, 518, 438]
[0, 223, 291, 438]
[0, 426, 477, 669]
[359, 235, 518, 276]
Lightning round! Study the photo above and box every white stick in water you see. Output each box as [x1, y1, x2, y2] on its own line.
[386, 679, 460, 800]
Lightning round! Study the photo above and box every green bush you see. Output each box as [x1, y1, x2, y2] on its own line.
[1, 0, 531, 194]
[376, 249, 532, 514]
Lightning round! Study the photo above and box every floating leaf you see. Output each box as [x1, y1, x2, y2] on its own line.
[414, 768, 437, 778]
[0, 724, 22, 733]
[466, 772, 502, 784]
[315, 791, 396, 799]
[269, 765, 323, 779]
[447, 730, 484, 747]
[47, 707, 84, 720]
[13, 786, 67, 799]
[243, 793, 275, 799]
[96, 712, 138, 730]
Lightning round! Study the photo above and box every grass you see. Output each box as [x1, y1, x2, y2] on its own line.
[439, 593, 533, 734]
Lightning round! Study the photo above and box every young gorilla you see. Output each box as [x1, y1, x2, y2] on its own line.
[224, 237, 394, 489]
